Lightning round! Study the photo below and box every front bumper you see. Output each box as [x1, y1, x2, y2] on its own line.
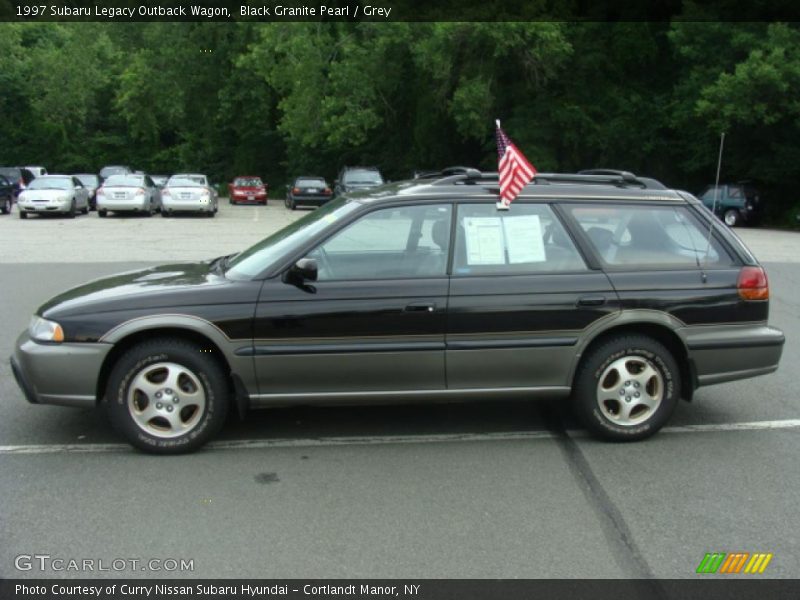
[681, 324, 785, 386]
[10, 331, 113, 408]
[18, 200, 71, 213]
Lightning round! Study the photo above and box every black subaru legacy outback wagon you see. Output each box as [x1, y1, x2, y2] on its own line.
[11, 169, 785, 453]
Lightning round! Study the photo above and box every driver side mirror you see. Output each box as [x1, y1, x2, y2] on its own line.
[283, 258, 318, 285]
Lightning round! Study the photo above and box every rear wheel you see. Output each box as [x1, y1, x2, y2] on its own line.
[81, 203, 89, 215]
[289, 198, 296, 211]
[723, 209, 740, 227]
[98, 209, 107, 218]
[572, 335, 680, 441]
[106, 338, 230, 454]
[19, 210, 28, 219]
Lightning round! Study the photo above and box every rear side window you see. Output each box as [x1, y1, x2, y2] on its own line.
[453, 203, 586, 275]
[568, 204, 734, 267]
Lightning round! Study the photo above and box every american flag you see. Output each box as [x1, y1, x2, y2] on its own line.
[496, 120, 536, 207]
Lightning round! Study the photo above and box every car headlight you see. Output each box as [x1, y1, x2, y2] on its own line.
[29, 316, 64, 343]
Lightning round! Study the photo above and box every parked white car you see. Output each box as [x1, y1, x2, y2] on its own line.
[17, 175, 89, 219]
[96, 174, 162, 217]
[161, 173, 218, 217]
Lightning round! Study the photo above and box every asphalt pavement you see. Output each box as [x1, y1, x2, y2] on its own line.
[1, 202, 798, 579]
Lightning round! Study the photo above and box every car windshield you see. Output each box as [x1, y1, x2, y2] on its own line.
[105, 175, 144, 187]
[75, 175, 99, 186]
[0, 168, 20, 179]
[27, 177, 72, 190]
[234, 178, 262, 187]
[297, 178, 326, 187]
[343, 169, 383, 185]
[169, 176, 205, 187]
[225, 197, 360, 280]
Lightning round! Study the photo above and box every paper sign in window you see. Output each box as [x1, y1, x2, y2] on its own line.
[464, 217, 505, 265]
[504, 215, 545, 263]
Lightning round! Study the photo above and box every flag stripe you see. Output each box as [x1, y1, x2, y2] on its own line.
[496, 122, 536, 206]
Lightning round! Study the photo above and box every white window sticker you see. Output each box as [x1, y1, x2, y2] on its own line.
[463, 214, 546, 265]
[464, 217, 505, 265]
[504, 215, 545, 263]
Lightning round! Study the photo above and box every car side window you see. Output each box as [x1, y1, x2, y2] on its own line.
[452, 203, 586, 276]
[309, 204, 452, 280]
[568, 204, 734, 267]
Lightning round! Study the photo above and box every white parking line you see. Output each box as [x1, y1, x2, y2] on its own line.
[0, 418, 799, 455]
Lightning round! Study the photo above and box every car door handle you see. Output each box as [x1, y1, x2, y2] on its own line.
[404, 302, 436, 313]
[577, 295, 606, 307]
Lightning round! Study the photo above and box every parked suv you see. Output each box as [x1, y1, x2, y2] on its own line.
[10, 169, 784, 453]
[334, 166, 384, 196]
[698, 183, 761, 227]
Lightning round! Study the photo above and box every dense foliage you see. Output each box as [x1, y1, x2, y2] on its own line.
[1, 21, 798, 221]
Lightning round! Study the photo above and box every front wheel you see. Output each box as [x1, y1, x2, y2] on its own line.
[106, 338, 230, 454]
[98, 209, 107, 218]
[572, 335, 680, 441]
[723, 209, 740, 227]
[1, 197, 10, 214]
[67, 201, 76, 218]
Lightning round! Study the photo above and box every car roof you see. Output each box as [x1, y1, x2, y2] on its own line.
[172, 173, 206, 177]
[349, 168, 685, 205]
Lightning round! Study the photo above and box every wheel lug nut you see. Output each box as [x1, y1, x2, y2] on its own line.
[166, 406, 174, 412]
[625, 396, 631, 402]
[634, 392, 640, 398]
[165, 389, 173, 394]
[619, 390, 625, 396]
[634, 382, 640, 388]
[173, 397, 179, 403]
[155, 392, 162, 398]
[625, 381, 631, 386]
[155, 402, 163, 409]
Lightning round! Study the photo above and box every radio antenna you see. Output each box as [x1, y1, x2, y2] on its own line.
[702, 132, 726, 280]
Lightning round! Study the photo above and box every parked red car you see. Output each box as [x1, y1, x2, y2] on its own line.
[228, 176, 268, 205]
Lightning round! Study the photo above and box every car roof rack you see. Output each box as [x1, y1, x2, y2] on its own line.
[427, 168, 666, 190]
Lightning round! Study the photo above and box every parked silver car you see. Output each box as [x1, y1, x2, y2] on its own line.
[73, 174, 101, 210]
[161, 173, 218, 217]
[96, 174, 162, 217]
[17, 175, 90, 219]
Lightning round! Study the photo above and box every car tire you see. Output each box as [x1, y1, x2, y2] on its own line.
[106, 338, 230, 454]
[81, 203, 89, 215]
[98, 209, 107, 218]
[1, 197, 10, 214]
[723, 209, 740, 227]
[572, 335, 680, 442]
[19, 210, 28, 219]
[67, 201, 76, 219]
[289, 199, 296, 211]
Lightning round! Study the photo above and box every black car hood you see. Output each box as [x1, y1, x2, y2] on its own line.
[40, 261, 237, 318]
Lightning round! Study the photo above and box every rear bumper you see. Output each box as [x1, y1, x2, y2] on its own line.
[681, 324, 785, 386]
[162, 200, 213, 212]
[97, 198, 149, 212]
[290, 195, 330, 206]
[10, 331, 112, 408]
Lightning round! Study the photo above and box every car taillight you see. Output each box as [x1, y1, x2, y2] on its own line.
[292, 187, 301, 194]
[324, 187, 332, 195]
[737, 266, 769, 300]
